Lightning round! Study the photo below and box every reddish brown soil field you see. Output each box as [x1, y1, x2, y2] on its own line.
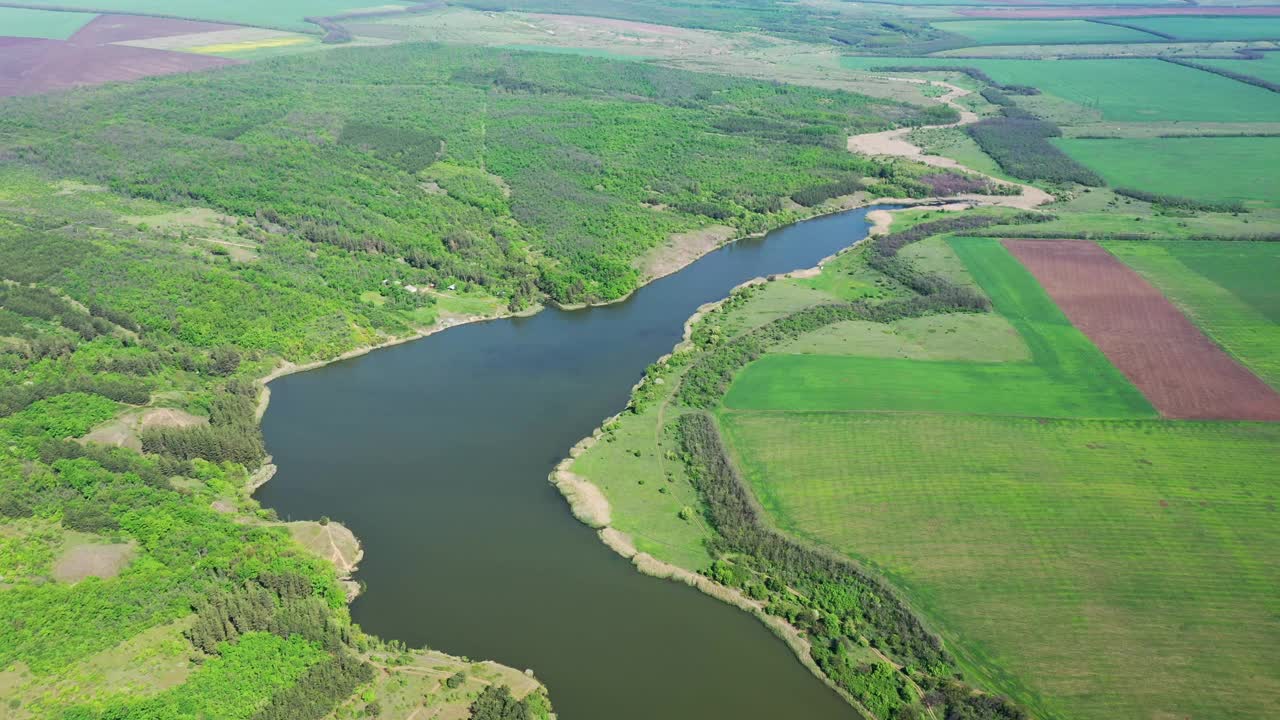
[69, 13, 237, 44]
[1004, 239, 1280, 422]
[959, 6, 1280, 18]
[0, 14, 238, 97]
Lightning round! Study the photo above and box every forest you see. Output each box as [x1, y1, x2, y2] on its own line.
[0, 44, 949, 307]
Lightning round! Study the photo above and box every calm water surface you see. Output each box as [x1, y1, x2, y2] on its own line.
[258, 207, 893, 719]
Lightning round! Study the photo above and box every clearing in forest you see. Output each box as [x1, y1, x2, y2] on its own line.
[1004, 239, 1280, 421]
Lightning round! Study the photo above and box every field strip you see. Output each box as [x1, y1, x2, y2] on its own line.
[1004, 239, 1280, 421]
[113, 28, 308, 52]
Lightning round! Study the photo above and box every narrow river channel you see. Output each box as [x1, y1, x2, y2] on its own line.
[257, 206, 894, 719]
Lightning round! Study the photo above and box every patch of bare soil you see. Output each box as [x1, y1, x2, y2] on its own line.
[638, 224, 736, 282]
[1005, 239, 1280, 421]
[82, 407, 205, 452]
[847, 79, 1052, 210]
[53, 542, 135, 583]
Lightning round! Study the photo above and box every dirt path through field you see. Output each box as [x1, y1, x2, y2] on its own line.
[847, 79, 1053, 210]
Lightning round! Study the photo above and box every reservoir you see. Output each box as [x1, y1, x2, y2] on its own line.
[257, 206, 893, 719]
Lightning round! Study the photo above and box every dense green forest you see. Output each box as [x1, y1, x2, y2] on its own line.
[1, 44, 949, 306]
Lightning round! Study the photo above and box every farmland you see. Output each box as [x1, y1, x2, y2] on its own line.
[1202, 52, 1280, 84]
[719, 410, 1280, 720]
[934, 19, 1158, 46]
[0, 1, 414, 32]
[1107, 241, 1280, 391]
[1123, 17, 1280, 41]
[723, 237, 1153, 418]
[1054, 137, 1280, 209]
[0, 7, 97, 39]
[1005, 239, 1280, 420]
[840, 56, 1280, 122]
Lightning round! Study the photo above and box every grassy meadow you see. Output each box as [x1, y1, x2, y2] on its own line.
[723, 237, 1153, 418]
[1055, 137, 1280, 208]
[0, 7, 97, 39]
[720, 410, 1280, 720]
[1107, 241, 1280, 390]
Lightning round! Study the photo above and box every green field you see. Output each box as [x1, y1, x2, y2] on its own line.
[723, 237, 1154, 418]
[1202, 51, 1280, 84]
[934, 19, 1156, 46]
[6, 0, 411, 31]
[0, 7, 97, 39]
[1125, 17, 1280, 41]
[719, 410, 1280, 720]
[1054, 136, 1280, 208]
[1107, 240, 1280, 390]
[841, 56, 1280, 122]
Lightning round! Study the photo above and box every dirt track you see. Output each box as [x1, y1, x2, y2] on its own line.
[846, 80, 1052, 210]
[1005, 239, 1280, 422]
[0, 14, 238, 97]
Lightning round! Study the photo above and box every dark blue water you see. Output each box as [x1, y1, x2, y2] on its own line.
[257, 207, 892, 719]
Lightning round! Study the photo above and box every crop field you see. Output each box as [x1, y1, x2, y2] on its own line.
[0, 7, 98, 39]
[840, 56, 1280, 122]
[1054, 136, 1280, 208]
[1005, 240, 1280, 420]
[1124, 17, 1280, 41]
[0, 14, 240, 96]
[719, 410, 1280, 720]
[1106, 241, 1280, 391]
[933, 19, 1158, 46]
[5, 1, 414, 31]
[1202, 51, 1280, 84]
[723, 237, 1153, 418]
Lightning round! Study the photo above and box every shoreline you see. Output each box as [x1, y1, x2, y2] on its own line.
[546, 201, 935, 717]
